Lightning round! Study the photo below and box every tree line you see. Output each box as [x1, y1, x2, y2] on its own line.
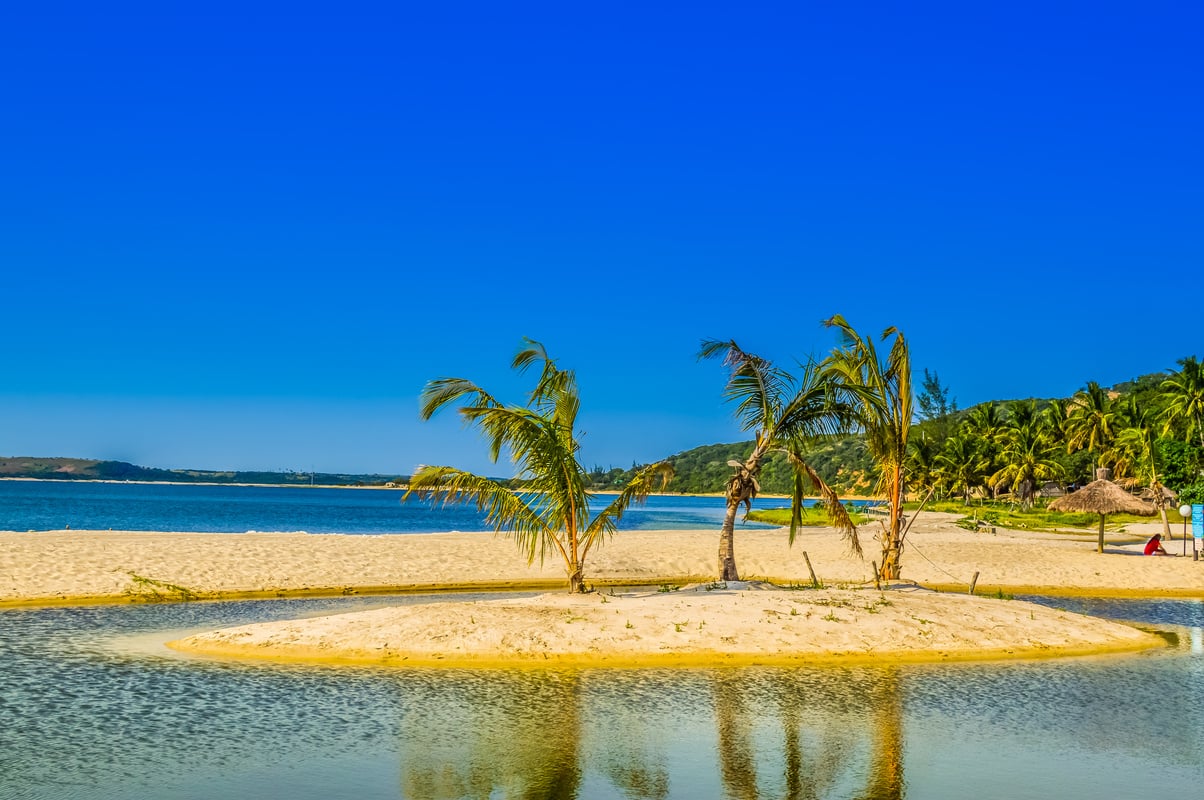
[904, 360, 1204, 510]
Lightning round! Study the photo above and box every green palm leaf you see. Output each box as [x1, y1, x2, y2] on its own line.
[701, 336, 858, 581]
[410, 339, 666, 592]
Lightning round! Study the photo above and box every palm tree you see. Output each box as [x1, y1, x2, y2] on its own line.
[406, 339, 672, 593]
[905, 432, 941, 499]
[1114, 396, 1173, 538]
[700, 339, 858, 582]
[1066, 381, 1117, 468]
[989, 423, 1064, 509]
[1161, 356, 1204, 450]
[1004, 398, 1040, 431]
[1042, 398, 1071, 450]
[937, 433, 988, 503]
[820, 315, 912, 581]
[963, 402, 1006, 493]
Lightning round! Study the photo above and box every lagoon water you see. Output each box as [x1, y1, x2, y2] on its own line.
[0, 480, 778, 534]
[2, 483, 1202, 797]
[2, 595, 1203, 799]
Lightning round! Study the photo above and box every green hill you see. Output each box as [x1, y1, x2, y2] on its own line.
[583, 436, 874, 496]
[0, 457, 402, 487]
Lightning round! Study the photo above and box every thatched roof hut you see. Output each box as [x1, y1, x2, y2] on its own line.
[1138, 484, 1177, 504]
[1048, 476, 1156, 553]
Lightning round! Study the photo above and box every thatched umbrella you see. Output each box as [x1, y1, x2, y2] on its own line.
[1048, 473, 1156, 553]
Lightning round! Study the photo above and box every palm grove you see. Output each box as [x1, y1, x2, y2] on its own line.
[409, 327, 1204, 591]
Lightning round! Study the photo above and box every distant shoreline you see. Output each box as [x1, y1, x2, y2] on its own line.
[0, 476, 882, 502]
[0, 476, 393, 490]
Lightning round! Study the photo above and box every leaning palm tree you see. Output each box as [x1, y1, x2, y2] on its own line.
[820, 315, 912, 581]
[700, 339, 859, 582]
[406, 339, 672, 593]
[1161, 355, 1204, 450]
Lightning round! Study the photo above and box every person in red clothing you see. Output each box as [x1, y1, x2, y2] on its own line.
[1144, 533, 1168, 555]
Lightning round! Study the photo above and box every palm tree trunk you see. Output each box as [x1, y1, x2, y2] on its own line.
[880, 464, 904, 581]
[719, 499, 740, 582]
[718, 447, 767, 581]
[568, 565, 585, 593]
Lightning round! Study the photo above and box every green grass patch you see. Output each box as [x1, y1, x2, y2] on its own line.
[746, 507, 874, 527]
[913, 498, 1165, 534]
[122, 571, 196, 603]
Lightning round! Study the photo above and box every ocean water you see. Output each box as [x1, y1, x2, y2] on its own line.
[0, 480, 793, 534]
[1, 595, 1201, 799]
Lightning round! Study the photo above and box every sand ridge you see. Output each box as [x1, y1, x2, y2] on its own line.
[167, 582, 1164, 668]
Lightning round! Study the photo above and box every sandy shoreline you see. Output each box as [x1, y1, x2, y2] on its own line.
[3, 512, 1201, 606]
[4, 512, 1197, 666]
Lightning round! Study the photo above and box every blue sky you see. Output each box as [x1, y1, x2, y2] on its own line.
[1, 2, 1200, 476]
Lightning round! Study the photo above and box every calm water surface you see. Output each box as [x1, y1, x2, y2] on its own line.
[2, 596, 1202, 799]
[0, 481, 781, 534]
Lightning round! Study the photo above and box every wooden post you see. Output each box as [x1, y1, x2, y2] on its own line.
[871, 560, 881, 591]
[968, 571, 979, 595]
[802, 551, 820, 589]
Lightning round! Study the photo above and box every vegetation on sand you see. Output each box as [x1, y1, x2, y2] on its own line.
[820, 315, 914, 581]
[405, 339, 673, 593]
[700, 339, 858, 582]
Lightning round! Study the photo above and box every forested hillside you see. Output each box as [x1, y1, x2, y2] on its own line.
[598, 438, 874, 495]
[0, 457, 399, 487]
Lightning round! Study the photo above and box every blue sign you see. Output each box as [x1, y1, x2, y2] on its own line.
[1194, 505, 1204, 540]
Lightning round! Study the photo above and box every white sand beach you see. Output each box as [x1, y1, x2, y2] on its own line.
[4, 512, 1198, 666]
[2, 512, 1200, 604]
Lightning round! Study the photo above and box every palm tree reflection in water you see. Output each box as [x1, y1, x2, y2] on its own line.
[713, 669, 904, 800]
[398, 670, 583, 800]
[858, 669, 905, 800]
[396, 668, 905, 799]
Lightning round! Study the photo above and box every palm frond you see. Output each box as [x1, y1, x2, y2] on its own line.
[781, 447, 861, 554]
[513, 338, 581, 428]
[699, 339, 791, 433]
[404, 465, 561, 566]
[511, 337, 550, 375]
[458, 404, 548, 465]
[583, 461, 674, 558]
[418, 378, 501, 421]
[776, 360, 857, 440]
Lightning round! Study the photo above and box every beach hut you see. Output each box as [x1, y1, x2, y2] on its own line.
[1137, 484, 1177, 504]
[1048, 469, 1155, 553]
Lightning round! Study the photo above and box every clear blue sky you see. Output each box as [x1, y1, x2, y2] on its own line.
[2, 2, 1200, 476]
